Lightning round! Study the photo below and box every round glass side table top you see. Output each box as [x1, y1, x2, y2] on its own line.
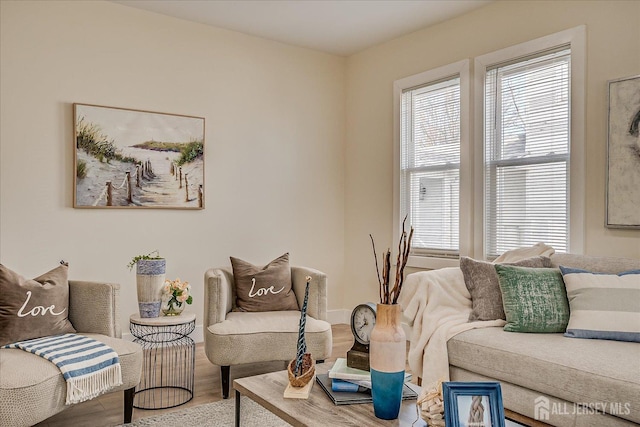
[129, 312, 196, 409]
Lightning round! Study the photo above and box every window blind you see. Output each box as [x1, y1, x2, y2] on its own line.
[401, 76, 461, 255]
[484, 48, 571, 258]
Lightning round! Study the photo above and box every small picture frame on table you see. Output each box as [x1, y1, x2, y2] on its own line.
[443, 382, 505, 427]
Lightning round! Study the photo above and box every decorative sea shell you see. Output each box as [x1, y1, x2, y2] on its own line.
[418, 381, 445, 426]
[287, 353, 315, 387]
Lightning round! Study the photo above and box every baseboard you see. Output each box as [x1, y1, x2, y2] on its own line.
[327, 309, 350, 325]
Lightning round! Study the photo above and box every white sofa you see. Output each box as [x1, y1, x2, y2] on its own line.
[405, 253, 640, 427]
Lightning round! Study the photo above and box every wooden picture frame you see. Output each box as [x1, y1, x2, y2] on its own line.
[443, 382, 505, 427]
[606, 75, 640, 228]
[73, 103, 205, 209]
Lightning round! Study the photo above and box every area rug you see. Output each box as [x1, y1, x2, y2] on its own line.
[120, 397, 291, 426]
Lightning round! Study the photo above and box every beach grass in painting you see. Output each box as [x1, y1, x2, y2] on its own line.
[73, 104, 205, 209]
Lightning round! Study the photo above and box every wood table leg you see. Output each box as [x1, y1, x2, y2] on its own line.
[235, 389, 240, 427]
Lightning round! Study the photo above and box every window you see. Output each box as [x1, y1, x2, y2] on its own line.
[394, 61, 471, 264]
[475, 26, 586, 259]
[484, 47, 571, 257]
[401, 76, 460, 254]
[394, 26, 585, 267]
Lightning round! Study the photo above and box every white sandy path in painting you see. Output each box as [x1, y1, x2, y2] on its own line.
[76, 148, 203, 208]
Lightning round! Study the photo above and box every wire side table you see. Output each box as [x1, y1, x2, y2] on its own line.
[129, 312, 196, 410]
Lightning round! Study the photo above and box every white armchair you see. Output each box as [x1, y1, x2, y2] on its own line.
[0, 281, 142, 426]
[203, 265, 332, 398]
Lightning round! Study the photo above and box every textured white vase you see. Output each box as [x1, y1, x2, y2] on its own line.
[136, 259, 166, 318]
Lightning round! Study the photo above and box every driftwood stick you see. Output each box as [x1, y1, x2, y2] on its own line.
[393, 227, 414, 304]
[381, 250, 387, 304]
[384, 250, 391, 304]
[370, 234, 383, 303]
[390, 230, 405, 302]
[396, 231, 409, 302]
[391, 215, 409, 301]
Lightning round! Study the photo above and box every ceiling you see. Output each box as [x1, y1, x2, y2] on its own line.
[112, 0, 492, 56]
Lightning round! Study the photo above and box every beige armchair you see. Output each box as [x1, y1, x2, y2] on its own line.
[204, 266, 332, 398]
[0, 281, 143, 427]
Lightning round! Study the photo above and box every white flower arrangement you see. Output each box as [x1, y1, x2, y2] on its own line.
[163, 278, 193, 307]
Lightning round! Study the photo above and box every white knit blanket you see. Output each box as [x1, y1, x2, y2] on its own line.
[398, 267, 505, 387]
[3, 334, 122, 404]
[398, 243, 555, 387]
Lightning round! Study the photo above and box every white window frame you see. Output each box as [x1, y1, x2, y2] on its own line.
[393, 59, 471, 269]
[473, 26, 586, 259]
[393, 26, 586, 268]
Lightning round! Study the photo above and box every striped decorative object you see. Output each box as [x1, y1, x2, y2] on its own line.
[3, 333, 122, 404]
[136, 258, 166, 318]
[294, 278, 310, 377]
[560, 266, 640, 343]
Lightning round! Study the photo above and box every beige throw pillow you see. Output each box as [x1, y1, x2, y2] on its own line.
[0, 263, 76, 346]
[461, 256, 552, 322]
[230, 253, 299, 312]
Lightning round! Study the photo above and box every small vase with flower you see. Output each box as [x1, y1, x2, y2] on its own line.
[161, 278, 193, 316]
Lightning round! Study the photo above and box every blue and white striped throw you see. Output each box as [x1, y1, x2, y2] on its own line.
[3, 333, 122, 404]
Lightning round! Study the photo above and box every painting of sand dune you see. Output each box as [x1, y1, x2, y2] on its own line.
[74, 103, 205, 209]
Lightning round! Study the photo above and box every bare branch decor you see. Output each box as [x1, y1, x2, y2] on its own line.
[370, 216, 414, 304]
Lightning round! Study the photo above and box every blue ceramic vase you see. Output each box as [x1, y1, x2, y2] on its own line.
[370, 303, 406, 420]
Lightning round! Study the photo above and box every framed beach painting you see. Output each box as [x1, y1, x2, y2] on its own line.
[443, 382, 505, 427]
[606, 75, 640, 228]
[73, 104, 205, 209]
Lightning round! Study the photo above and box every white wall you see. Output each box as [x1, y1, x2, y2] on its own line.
[0, 1, 346, 333]
[2, 1, 639, 328]
[344, 0, 640, 306]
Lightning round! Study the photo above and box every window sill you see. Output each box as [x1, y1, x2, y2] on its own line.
[407, 255, 460, 270]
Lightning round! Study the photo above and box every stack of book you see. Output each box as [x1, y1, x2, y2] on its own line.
[316, 358, 417, 405]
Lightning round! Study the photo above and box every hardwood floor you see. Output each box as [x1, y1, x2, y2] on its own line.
[35, 324, 355, 427]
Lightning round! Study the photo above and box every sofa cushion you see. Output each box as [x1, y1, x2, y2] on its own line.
[0, 264, 76, 347]
[206, 311, 332, 365]
[209, 311, 330, 335]
[230, 253, 299, 312]
[496, 265, 569, 333]
[461, 256, 552, 321]
[560, 266, 640, 342]
[0, 333, 142, 427]
[447, 327, 640, 423]
[550, 253, 640, 274]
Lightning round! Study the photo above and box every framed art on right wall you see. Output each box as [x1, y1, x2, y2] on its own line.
[606, 75, 640, 229]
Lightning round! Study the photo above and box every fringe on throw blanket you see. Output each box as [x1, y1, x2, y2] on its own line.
[3, 333, 123, 405]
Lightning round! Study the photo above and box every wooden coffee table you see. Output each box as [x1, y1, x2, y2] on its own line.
[233, 362, 425, 426]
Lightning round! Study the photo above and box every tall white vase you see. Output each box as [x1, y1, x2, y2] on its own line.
[136, 259, 166, 318]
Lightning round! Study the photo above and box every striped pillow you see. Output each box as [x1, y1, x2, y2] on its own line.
[559, 266, 640, 342]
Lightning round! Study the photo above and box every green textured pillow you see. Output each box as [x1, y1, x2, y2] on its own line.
[495, 265, 569, 333]
[461, 255, 552, 322]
